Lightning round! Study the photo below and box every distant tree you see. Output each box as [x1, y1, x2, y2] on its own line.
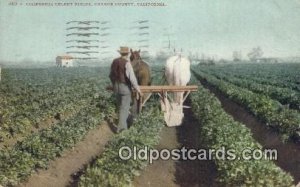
[247, 47, 263, 61]
[233, 51, 242, 61]
[219, 59, 227, 64]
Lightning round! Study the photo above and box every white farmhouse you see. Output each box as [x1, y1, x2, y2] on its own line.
[56, 56, 74, 67]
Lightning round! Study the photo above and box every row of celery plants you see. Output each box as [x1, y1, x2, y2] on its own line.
[193, 70, 300, 142]
[191, 84, 295, 186]
[197, 63, 300, 91]
[78, 107, 164, 187]
[202, 68, 300, 110]
[0, 93, 114, 187]
[0, 80, 100, 141]
[0, 69, 108, 142]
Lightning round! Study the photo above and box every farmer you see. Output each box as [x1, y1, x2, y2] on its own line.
[109, 46, 142, 133]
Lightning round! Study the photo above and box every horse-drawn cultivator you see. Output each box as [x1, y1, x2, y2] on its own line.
[136, 85, 198, 126]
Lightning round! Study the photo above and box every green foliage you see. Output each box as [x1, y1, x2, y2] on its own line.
[0, 67, 110, 141]
[199, 65, 300, 110]
[198, 63, 300, 91]
[0, 88, 114, 186]
[79, 108, 164, 187]
[193, 69, 300, 142]
[191, 85, 294, 187]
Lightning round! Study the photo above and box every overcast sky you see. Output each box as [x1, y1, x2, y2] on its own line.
[1, 0, 300, 62]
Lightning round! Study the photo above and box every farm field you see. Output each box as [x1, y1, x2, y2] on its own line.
[0, 64, 299, 187]
[192, 63, 300, 142]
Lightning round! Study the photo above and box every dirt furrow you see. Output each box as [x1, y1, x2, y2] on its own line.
[199, 78, 300, 183]
[18, 122, 114, 187]
[133, 100, 219, 187]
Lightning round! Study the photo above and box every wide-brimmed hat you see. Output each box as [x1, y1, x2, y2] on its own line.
[118, 46, 129, 54]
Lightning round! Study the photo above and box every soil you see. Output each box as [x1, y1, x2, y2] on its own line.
[133, 100, 219, 187]
[199, 78, 300, 183]
[14, 76, 300, 187]
[18, 122, 114, 187]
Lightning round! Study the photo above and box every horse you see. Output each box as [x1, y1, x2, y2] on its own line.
[130, 49, 151, 86]
[129, 49, 151, 115]
[165, 53, 191, 104]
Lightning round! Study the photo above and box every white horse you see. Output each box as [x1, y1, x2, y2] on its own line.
[165, 54, 191, 104]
